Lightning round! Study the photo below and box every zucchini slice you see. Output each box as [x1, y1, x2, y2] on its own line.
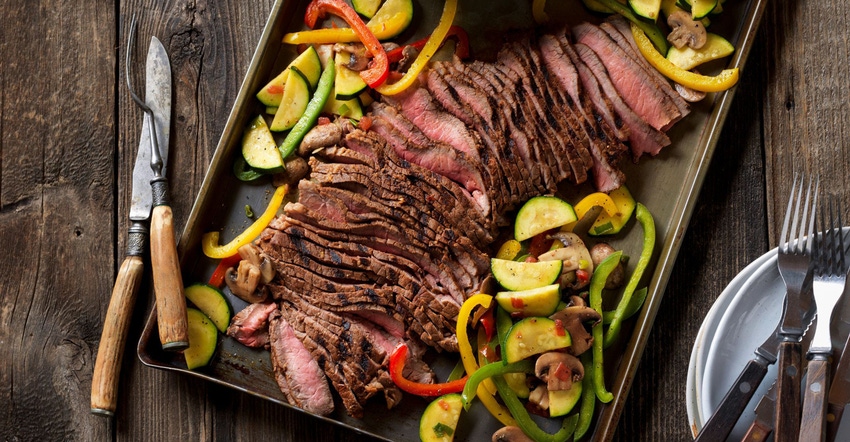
[334, 52, 368, 100]
[490, 258, 562, 291]
[629, 0, 662, 19]
[503, 317, 572, 363]
[241, 116, 284, 173]
[270, 67, 311, 132]
[514, 196, 578, 242]
[184, 308, 219, 370]
[352, 0, 382, 18]
[367, 0, 413, 40]
[419, 394, 463, 442]
[573, 186, 636, 236]
[322, 83, 364, 119]
[495, 284, 562, 318]
[185, 283, 232, 333]
[549, 381, 583, 417]
[256, 69, 289, 107]
[666, 32, 734, 70]
[290, 45, 322, 90]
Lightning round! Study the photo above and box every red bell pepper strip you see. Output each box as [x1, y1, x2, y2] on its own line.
[385, 25, 470, 64]
[389, 344, 467, 396]
[304, 0, 389, 88]
[208, 254, 242, 288]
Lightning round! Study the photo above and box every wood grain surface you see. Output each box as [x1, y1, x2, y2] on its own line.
[1, 0, 849, 441]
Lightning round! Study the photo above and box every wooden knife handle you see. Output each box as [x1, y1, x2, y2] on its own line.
[695, 357, 770, 441]
[774, 340, 803, 442]
[799, 356, 830, 442]
[91, 255, 144, 416]
[150, 203, 189, 351]
[741, 418, 773, 442]
[825, 403, 845, 442]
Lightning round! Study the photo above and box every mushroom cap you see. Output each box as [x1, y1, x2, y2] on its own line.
[535, 352, 584, 391]
[667, 10, 707, 49]
[550, 305, 602, 356]
[492, 426, 534, 442]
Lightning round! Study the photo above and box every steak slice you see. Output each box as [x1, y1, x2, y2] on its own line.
[269, 310, 335, 416]
[573, 22, 682, 131]
[575, 42, 671, 160]
[226, 300, 277, 348]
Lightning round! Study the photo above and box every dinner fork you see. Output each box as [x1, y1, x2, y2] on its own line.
[799, 197, 849, 442]
[774, 174, 818, 442]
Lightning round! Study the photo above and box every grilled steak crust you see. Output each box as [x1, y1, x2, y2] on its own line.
[253, 19, 685, 418]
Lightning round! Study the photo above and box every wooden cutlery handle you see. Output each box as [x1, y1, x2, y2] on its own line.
[741, 418, 773, 442]
[91, 255, 144, 416]
[695, 357, 770, 441]
[774, 340, 803, 442]
[799, 356, 830, 442]
[150, 203, 189, 351]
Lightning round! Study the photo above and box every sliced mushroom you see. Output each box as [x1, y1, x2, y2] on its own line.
[298, 122, 343, 156]
[333, 43, 370, 71]
[535, 352, 584, 391]
[539, 232, 594, 290]
[238, 243, 275, 284]
[225, 261, 268, 303]
[568, 294, 587, 308]
[675, 81, 707, 102]
[590, 243, 625, 289]
[527, 384, 550, 411]
[550, 305, 602, 356]
[492, 426, 534, 442]
[667, 10, 707, 49]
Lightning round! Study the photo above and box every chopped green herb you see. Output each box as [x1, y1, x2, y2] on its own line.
[433, 422, 454, 438]
[245, 205, 254, 218]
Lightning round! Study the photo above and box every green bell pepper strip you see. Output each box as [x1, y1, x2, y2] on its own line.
[593, 0, 668, 54]
[574, 353, 597, 440]
[602, 286, 647, 325]
[461, 360, 533, 411]
[492, 375, 580, 442]
[603, 203, 655, 349]
[232, 156, 264, 181]
[277, 60, 336, 162]
[588, 250, 623, 403]
[495, 306, 513, 364]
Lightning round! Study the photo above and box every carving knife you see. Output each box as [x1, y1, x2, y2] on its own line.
[141, 36, 189, 352]
[741, 382, 777, 442]
[825, 287, 850, 442]
[91, 34, 186, 416]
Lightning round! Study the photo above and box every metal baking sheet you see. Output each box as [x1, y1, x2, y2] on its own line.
[138, 0, 766, 440]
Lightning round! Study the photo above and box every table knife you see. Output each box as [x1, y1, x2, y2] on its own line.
[775, 280, 815, 442]
[826, 302, 850, 442]
[90, 36, 177, 416]
[696, 295, 815, 441]
[741, 382, 777, 442]
[144, 36, 189, 352]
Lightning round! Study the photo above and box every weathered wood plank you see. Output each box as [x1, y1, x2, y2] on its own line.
[0, 1, 115, 441]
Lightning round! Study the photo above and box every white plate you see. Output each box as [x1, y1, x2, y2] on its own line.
[686, 249, 776, 436]
[697, 228, 850, 441]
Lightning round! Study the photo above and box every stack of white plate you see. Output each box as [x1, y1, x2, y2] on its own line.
[687, 246, 850, 441]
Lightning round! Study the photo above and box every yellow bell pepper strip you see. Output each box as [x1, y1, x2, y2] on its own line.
[304, 0, 388, 88]
[375, 0, 457, 96]
[574, 353, 597, 440]
[457, 294, 517, 427]
[630, 22, 740, 92]
[389, 344, 468, 396]
[595, 0, 668, 54]
[460, 359, 533, 410]
[588, 251, 623, 403]
[603, 203, 655, 349]
[492, 375, 580, 442]
[201, 185, 288, 259]
[282, 0, 412, 45]
[496, 239, 522, 260]
[532, 0, 549, 23]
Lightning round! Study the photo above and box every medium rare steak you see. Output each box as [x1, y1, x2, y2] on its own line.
[249, 19, 686, 418]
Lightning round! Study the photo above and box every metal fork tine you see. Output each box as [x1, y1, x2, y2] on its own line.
[781, 173, 800, 251]
[800, 177, 819, 253]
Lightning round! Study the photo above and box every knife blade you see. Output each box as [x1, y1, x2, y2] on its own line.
[144, 36, 189, 352]
[90, 32, 174, 417]
[695, 266, 815, 442]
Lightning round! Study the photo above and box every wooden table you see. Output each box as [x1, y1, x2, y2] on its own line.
[2, 0, 848, 440]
